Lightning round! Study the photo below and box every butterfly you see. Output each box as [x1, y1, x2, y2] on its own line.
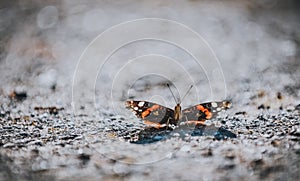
[125, 84, 231, 129]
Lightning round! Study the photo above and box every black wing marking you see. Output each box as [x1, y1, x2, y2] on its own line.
[125, 101, 175, 126]
[182, 101, 231, 123]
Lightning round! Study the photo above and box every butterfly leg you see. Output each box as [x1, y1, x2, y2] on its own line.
[164, 117, 171, 132]
[179, 115, 190, 127]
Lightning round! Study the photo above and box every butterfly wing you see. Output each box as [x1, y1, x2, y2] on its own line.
[182, 101, 231, 125]
[125, 101, 175, 128]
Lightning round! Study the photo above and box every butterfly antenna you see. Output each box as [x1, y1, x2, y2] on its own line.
[180, 85, 193, 104]
[167, 83, 180, 104]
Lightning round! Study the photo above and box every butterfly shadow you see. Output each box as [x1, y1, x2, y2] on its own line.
[126, 124, 237, 144]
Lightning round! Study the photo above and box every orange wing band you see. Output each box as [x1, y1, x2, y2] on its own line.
[141, 105, 160, 119]
[196, 105, 212, 119]
[186, 120, 206, 125]
[144, 120, 165, 129]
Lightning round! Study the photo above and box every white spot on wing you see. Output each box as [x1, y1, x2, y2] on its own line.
[211, 102, 218, 108]
[138, 101, 145, 107]
[134, 107, 138, 110]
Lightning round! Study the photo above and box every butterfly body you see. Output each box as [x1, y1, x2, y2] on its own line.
[174, 103, 182, 122]
[125, 100, 231, 129]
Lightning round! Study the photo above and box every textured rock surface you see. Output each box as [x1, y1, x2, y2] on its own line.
[0, 1, 299, 181]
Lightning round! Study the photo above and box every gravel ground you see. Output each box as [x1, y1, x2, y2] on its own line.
[0, 1, 300, 181]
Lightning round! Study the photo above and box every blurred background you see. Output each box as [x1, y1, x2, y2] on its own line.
[0, 0, 299, 110]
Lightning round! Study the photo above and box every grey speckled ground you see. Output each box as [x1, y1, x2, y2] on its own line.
[0, 1, 300, 181]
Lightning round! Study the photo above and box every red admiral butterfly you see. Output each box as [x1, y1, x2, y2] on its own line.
[126, 84, 231, 129]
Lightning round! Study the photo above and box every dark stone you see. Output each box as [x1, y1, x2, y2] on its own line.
[258, 104, 265, 109]
[78, 153, 90, 166]
[9, 91, 27, 101]
[259, 165, 285, 179]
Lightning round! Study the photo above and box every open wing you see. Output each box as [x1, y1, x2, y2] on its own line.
[182, 101, 231, 125]
[125, 101, 175, 128]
